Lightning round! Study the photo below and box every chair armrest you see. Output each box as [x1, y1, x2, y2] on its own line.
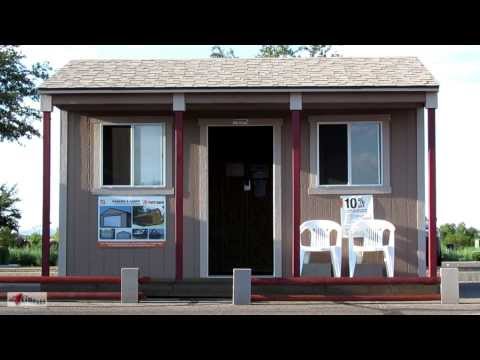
[300, 244, 312, 251]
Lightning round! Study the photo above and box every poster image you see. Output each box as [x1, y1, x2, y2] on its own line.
[98, 196, 166, 243]
[340, 195, 374, 237]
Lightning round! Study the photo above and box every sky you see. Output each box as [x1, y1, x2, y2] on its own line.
[1, 45, 479, 232]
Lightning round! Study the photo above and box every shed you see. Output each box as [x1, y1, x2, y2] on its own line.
[37, 57, 439, 282]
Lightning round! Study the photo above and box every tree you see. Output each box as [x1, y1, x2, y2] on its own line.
[0, 227, 16, 248]
[210, 46, 237, 58]
[440, 222, 479, 248]
[257, 45, 338, 58]
[210, 45, 339, 59]
[257, 45, 298, 58]
[0, 45, 51, 142]
[439, 223, 456, 243]
[27, 232, 41, 248]
[52, 227, 60, 242]
[298, 45, 339, 57]
[0, 184, 21, 232]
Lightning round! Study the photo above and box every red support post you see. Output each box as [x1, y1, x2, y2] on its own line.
[428, 108, 437, 278]
[42, 111, 51, 277]
[174, 111, 184, 281]
[291, 110, 301, 277]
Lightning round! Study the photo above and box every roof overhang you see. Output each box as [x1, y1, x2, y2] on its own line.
[38, 86, 439, 95]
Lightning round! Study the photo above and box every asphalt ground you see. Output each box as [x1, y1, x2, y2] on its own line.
[1, 298, 480, 315]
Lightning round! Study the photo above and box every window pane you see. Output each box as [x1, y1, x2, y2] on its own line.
[134, 124, 164, 186]
[318, 124, 348, 185]
[351, 123, 381, 185]
[103, 126, 131, 185]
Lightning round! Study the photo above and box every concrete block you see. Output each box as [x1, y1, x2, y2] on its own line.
[440, 267, 459, 304]
[232, 268, 251, 305]
[301, 263, 331, 276]
[121, 268, 139, 304]
[354, 264, 384, 277]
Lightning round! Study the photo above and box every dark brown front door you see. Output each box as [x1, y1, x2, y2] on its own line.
[208, 126, 273, 276]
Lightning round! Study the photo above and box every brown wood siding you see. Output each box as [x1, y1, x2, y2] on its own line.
[299, 109, 418, 276]
[66, 113, 175, 278]
[65, 107, 419, 278]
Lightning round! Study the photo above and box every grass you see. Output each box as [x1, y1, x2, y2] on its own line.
[7, 246, 58, 266]
[441, 246, 480, 261]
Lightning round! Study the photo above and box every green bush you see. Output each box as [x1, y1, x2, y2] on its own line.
[7, 246, 58, 266]
[49, 248, 58, 266]
[472, 251, 480, 261]
[441, 246, 479, 262]
[26, 233, 41, 248]
[50, 240, 59, 252]
[8, 247, 41, 266]
[0, 246, 9, 264]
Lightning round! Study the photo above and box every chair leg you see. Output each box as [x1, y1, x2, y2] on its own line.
[330, 247, 342, 277]
[384, 247, 395, 277]
[300, 249, 305, 276]
[349, 249, 356, 278]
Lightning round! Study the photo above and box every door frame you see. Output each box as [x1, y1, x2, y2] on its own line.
[198, 118, 283, 278]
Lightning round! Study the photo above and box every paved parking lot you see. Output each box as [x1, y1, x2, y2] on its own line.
[1, 299, 480, 315]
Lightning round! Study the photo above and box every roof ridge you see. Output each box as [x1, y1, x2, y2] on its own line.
[65, 56, 420, 62]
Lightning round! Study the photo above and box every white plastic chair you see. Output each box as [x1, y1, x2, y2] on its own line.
[300, 220, 342, 277]
[348, 219, 395, 278]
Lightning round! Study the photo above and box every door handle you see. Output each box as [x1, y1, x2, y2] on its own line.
[243, 179, 251, 191]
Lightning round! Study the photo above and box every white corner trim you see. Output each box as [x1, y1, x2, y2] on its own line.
[173, 93, 186, 111]
[40, 94, 53, 112]
[417, 107, 427, 276]
[289, 93, 302, 110]
[425, 92, 438, 109]
[58, 110, 68, 275]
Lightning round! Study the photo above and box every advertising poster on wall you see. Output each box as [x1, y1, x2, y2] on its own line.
[340, 195, 374, 237]
[98, 196, 166, 246]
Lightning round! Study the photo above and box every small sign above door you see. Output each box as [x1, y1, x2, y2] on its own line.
[232, 119, 249, 125]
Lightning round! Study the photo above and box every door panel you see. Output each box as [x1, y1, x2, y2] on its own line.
[208, 126, 273, 276]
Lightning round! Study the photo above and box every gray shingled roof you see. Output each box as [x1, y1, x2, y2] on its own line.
[39, 57, 438, 90]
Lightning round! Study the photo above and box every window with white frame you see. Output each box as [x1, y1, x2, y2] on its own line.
[101, 123, 166, 187]
[317, 122, 382, 186]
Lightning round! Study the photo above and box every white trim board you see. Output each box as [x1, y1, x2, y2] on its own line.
[58, 110, 68, 276]
[308, 114, 392, 195]
[89, 116, 174, 195]
[198, 118, 283, 278]
[417, 107, 427, 276]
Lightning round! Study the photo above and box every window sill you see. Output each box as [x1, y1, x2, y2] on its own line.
[308, 185, 392, 195]
[97, 241, 166, 248]
[92, 187, 175, 196]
